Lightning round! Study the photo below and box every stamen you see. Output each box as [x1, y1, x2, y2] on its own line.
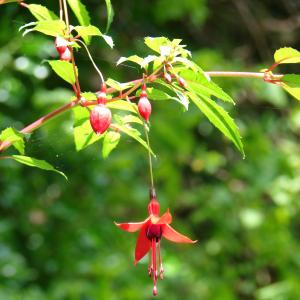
[158, 241, 164, 279]
[152, 239, 157, 293]
[148, 247, 153, 277]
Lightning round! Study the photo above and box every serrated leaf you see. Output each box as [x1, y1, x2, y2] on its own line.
[174, 89, 189, 110]
[188, 92, 244, 157]
[106, 78, 134, 91]
[48, 60, 77, 85]
[173, 57, 202, 72]
[67, 0, 90, 26]
[22, 20, 66, 37]
[146, 87, 174, 101]
[144, 37, 170, 53]
[102, 131, 120, 158]
[105, 0, 114, 33]
[113, 124, 155, 156]
[102, 34, 114, 48]
[274, 47, 300, 64]
[72, 106, 103, 151]
[27, 4, 58, 21]
[0, 127, 25, 155]
[8, 155, 67, 180]
[180, 69, 234, 104]
[107, 100, 138, 113]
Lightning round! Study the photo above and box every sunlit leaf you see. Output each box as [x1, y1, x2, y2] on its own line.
[102, 34, 114, 48]
[117, 55, 144, 66]
[7, 155, 67, 180]
[274, 47, 300, 64]
[48, 60, 77, 85]
[0, 127, 25, 155]
[67, 0, 90, 26]
[27, 4, 58, 21]
[283, 85, 300, 101]
[74, 25, 101, 44]
[106, 78, 134, 91]
[107, 100, 138, 113]
[105, 0, 114, 33]
[72, 106, 103, 151]
[282, 74, 300, 88]
[113, 123, 155, 156]
[0, 0, 19, 4]
[102, 131, 120, 158]
[188, 92, 244, 157]
[144, 37, 170, 53]
[22, 20, 66, 37]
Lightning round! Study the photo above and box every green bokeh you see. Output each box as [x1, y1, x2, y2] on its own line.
[1, 1, 300, 299]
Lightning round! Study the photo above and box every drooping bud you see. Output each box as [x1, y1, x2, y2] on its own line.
[177, 76, 187, 88]
[138, 84, 152, 122]
[89, 104, 112, 135]
[96, 83, 107, 104]
[163, 72, 172, 84]
[55, 36, 68, 55]
[60, 47, 72, 62]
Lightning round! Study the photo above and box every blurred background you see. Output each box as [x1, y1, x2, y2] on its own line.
[1, 0, 300, 299]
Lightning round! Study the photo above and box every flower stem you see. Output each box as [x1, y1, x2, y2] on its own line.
[143, 122, 154, 189]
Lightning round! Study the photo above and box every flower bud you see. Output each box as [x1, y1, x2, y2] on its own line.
[178, 77, 187, 88]
[163, 72, 172, 83]
[55, 36, 68, 55]
[60, 47, 72, 62]
[138, 85, 151, 122]
[89, 104, 112, 135]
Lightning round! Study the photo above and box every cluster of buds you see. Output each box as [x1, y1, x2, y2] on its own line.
[55, 36, 71, 62]
[89, 83, 112, 135]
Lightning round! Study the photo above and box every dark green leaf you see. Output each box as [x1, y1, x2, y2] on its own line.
[189, 92, 244, 157]
[282, 74, 300, 88]
[9, 155, 67, 180]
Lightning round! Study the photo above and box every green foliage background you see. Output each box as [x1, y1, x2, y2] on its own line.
[1, 0, 300, 299]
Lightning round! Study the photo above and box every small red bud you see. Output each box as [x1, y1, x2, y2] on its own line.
[138, 95, 151, 122]
[96, 83, 107, 104]
[164, 72, 172, 83]
[55, 36, 68, 55]
[89, 104, 112, 135]
[178, 77, 187, 88]
[60, 48, 72, 62]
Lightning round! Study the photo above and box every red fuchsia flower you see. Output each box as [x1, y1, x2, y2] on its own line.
[138, 84, 152, 122]
[115, 188, 196, 296]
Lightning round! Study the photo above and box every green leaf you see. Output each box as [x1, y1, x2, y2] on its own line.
[102, 34, 114, 48]
[27, 4, 58, 21]
[274, 47, 300, 64]
[102, 131, 120, 158]
[282, 74, 300, 88]
[122, 115, 143, 125]
[107, 100, 138, 113]
[106, 78, 134, 91]
[67, 0, 90, 26]
[74, 25, 101, 44]
[73, 106, 103, 151]
[117, 55, 144, 66]
[8, 155, 67, 180]
[22, 20, 66, 37]
[144, 37, 170, 54]
[113, 123, 155, 156]
[48, 60, 77, 85]
[0, 127, 25, 155]
[188, 92, 244, 157]
[174, 89, 189, 110]
[283, 85, 300, 101]
[105, 0, 114, 33]
[179, 69, 235, 104]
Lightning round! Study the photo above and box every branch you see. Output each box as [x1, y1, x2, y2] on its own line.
[0, 70, 283, 153]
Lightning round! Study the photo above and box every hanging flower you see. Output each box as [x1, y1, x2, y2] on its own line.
[115, 189, 196, 296]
